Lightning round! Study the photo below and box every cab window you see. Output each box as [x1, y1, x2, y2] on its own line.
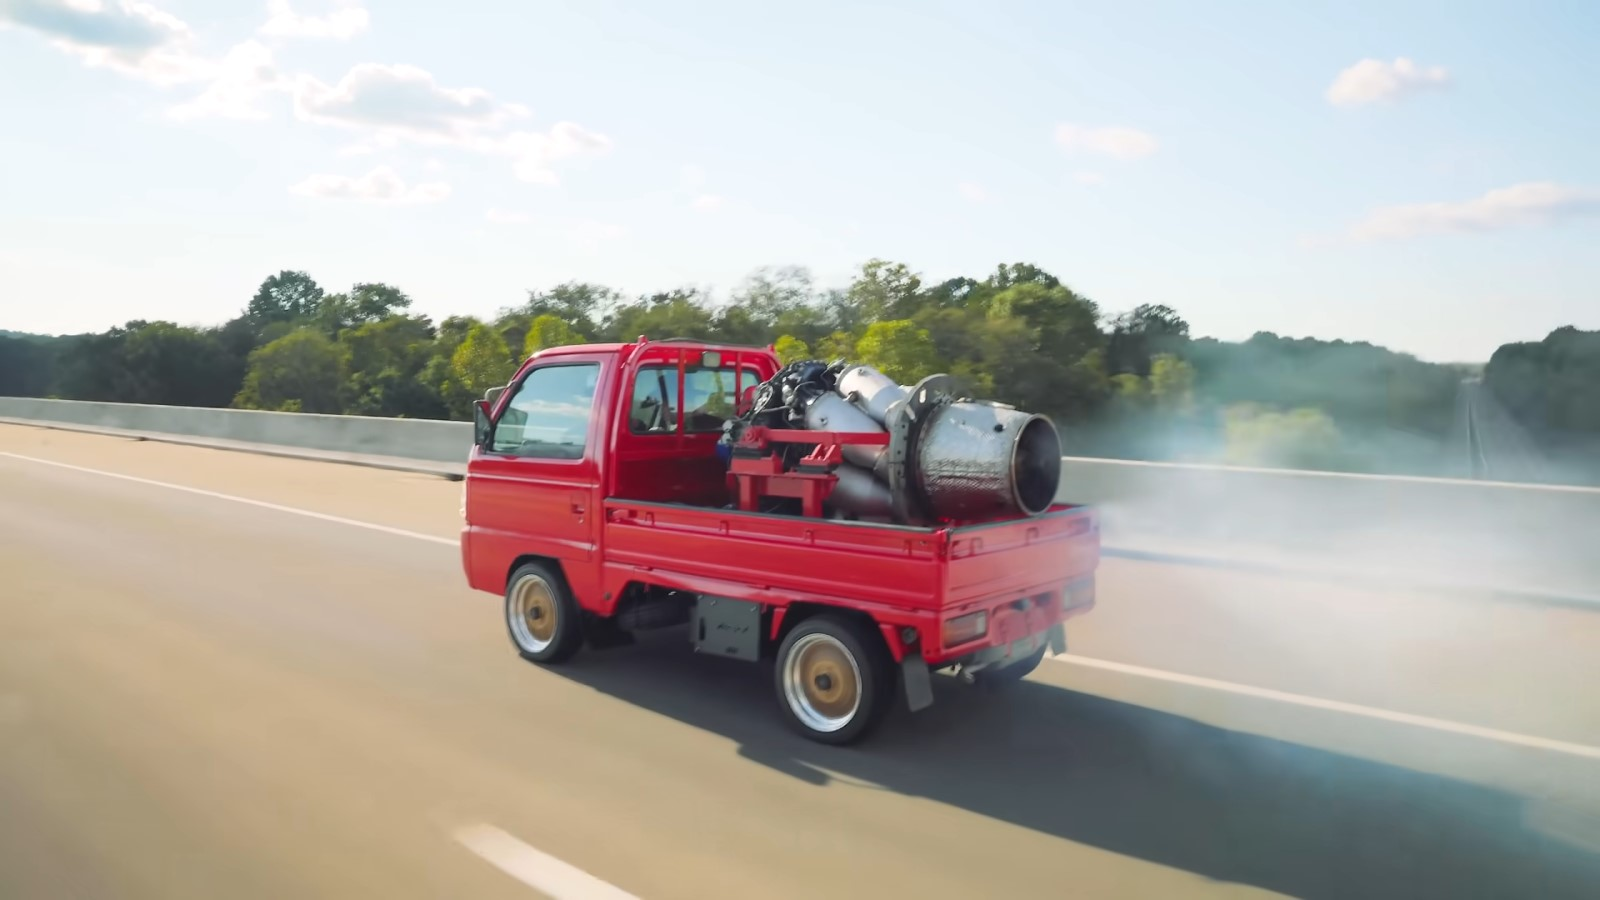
[492, 362, 600, 458]
[630, 364, 760, 434]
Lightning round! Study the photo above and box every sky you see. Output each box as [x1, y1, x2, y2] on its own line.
[1, 0, 1597, 362]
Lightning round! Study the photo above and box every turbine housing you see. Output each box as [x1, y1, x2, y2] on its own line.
[808, 367, 1062, 523]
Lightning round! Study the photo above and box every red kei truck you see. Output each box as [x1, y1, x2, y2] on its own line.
[460, 337, 1101, 744]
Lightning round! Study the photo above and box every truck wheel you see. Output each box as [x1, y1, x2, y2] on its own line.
[974, 645, 1047, 689]
[505, 562, 583, 664]
[774, 614, 893, 745]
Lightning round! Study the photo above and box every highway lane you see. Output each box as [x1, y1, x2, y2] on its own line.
[6, 424, 1597, 748]
[3, 423, 1600, 898]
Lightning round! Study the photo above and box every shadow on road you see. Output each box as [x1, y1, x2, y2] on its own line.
[551, 631, 1600, 900]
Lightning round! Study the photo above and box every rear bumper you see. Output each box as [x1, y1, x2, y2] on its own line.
[924, 575, 1095, 668]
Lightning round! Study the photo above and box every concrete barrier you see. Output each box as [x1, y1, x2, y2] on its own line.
[1058, 456, 1600, 603]
[0, 397, 473, 464]
[5, 397, 1598, 602]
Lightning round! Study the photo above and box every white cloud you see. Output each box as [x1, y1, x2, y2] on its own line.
[1326, 57, 1450, 107]
[679, 164, 707, 190]
[1073, 171, 1106, 185]
[473, 121, 613, 185]
[1054, 123, 1158, 160]
[289, 166, 450, 204]
[292, 64, 611, 184]
[259, 0, 368, 41]
[486, 208, 531, 225]
[690, 193, 724, 211]
[293, 63, 529, 140]
[956, 181, 989, 203]
[167, 40, 288, 120]
[1, 2, 296, 118]
[0, 0, 206, 84]
[1349, 182, 1600, 241]
[5, 6, 611, 183]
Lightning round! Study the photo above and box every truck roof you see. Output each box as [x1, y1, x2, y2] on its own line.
[534, 342, 631, 357]
[531, 337, 776, 360]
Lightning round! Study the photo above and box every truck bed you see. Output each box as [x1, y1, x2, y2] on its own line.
[599, 497, 1099, 619]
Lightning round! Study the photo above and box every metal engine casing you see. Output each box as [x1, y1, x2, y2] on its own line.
[802, 392, 887, 471]
[913, 400, 1061, 520]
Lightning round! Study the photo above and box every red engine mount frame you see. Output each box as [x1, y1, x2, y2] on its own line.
[727, 427, 890, 518]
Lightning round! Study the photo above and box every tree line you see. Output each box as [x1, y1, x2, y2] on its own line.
[1, 261, 1595, 483]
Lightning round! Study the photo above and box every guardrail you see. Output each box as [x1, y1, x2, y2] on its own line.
[5, 397, 1598, 604]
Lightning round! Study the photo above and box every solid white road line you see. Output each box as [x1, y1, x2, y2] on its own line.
[1049, 653, 1600, 761]
[0, 451, 456, 547]
[8, 449, 1599, 764]
[454, 823, 639, 900]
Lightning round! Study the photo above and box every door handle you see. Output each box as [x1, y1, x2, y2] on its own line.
[571, 502, 586, 515]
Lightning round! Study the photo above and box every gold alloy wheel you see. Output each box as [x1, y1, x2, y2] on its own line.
[782, 632, 863, 733]
[509, 574, 559, 653]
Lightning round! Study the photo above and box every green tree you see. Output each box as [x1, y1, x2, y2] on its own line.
[120, 321, 239, 407]
[524, 314, 585, 356]
[1111, 373, 1150, 409]
[846, 259, 924, 323]
[313, 282, 414, 338]
[50, 321, 241, 407]
[417, 316, 483, 420]
[1148, 353, 1196, 413]
[985, 262, 1061, 291]
[603, 289, 717, 342]
[1188, 331, 1459, 437]
[855, 320, 941, 384]
[773, 335, 811, 364]
[1487, 326, 1600, 437]
[0, 334, 59, 398]
[341, 315, 443, 418]
[1222, 404, 1353, 471]
[441, 323, 516, 414]
[51, 331, 125, 402]
[816, 330, 857, 362]
[1108, 304, 1190, 376]
[350, 282, 412, 321]
[513, 281, 621, 342]
[727, 266, 815, 331]
[247, 270, 325, 329]
[982, 282, 1108, 421]
[234, 328, 347, 413]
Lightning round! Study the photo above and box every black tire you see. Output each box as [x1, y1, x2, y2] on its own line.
[773, 613, 894, 745]
[973, 645, 1047, 689]
[504, 561, 583, 664]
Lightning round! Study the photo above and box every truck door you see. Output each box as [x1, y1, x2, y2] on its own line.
[473, 356, 606, 602]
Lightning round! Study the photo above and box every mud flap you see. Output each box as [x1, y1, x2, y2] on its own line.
[1047, 622, 1067, 655]
[901, 653, 934, 712]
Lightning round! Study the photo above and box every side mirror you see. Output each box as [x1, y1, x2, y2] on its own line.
[472, 399, 493, 448]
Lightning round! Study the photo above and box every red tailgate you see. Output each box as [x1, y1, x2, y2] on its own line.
[942, 504, 1099, 607]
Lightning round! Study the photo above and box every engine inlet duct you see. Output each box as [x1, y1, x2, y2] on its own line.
[730, 362, 1061, 524]
[884, 373, 1061, 522]
[912, 395, 1062, 520]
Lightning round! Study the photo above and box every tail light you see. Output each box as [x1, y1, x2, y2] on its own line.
[942, 610, 988, 647]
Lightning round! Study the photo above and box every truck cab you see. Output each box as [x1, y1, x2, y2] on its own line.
[462, 337, 1100, 744]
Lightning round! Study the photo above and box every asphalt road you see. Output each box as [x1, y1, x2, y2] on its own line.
[2, 424, 1599, 899]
